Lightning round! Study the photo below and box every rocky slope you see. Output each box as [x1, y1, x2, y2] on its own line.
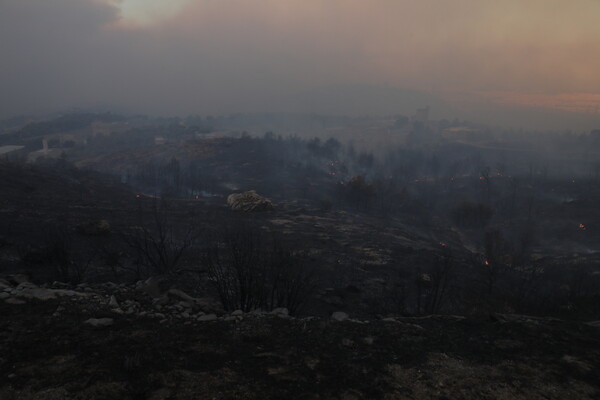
[1, 275, 599, 400]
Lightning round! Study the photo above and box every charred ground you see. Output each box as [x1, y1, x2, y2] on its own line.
[1, 113, 600, 398]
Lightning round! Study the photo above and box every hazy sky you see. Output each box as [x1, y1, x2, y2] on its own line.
[2, 0, 600, 127]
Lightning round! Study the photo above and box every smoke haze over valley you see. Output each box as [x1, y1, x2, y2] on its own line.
[2, 0, 600, 129]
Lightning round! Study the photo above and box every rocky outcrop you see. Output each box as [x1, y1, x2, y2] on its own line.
[227, 190, 273, 212]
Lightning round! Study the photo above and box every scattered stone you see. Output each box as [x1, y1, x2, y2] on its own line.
[84, 318, 114, 328]
[331, 311, 349, 322]
[15, 288, 59, 301]
[167, 288, 195, 303]
[153, 296, 169, 306]
[16, 282, 38, 290]
[196, 297, 223, 313]
[139, 276, 170, 298]
[5, 298, 26, 305]
[198, 314, 217, 322]
[271, 307, 289, 317]
[108, 295, 120, 309]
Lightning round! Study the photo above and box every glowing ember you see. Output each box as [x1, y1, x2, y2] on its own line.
[579, 224, 587, 230]
[484, 260, 490, 266]
[439, 242, 446, 247]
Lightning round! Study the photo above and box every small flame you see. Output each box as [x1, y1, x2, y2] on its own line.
[579, 223, 587, 230]
[484, 260, 490, 266]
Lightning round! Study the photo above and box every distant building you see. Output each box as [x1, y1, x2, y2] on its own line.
[412, 106, 430, 123]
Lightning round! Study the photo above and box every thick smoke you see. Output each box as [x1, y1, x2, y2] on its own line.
[1, 0, 600, 129]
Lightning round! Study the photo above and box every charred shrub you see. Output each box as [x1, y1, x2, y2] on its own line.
[125, 199, 196, 275]
[20, 228, 89, 284]
[204, 225, 317, 315]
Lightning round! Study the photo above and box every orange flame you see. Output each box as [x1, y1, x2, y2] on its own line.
[484, 260, 490, 266]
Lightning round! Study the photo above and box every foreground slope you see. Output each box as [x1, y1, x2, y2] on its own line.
[1, 277, 599, 400]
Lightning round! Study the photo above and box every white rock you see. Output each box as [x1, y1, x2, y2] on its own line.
[198, 313, 217, 321]
[271, 307, 289, 317]
[331, 311, 349, 322]
[5, 297, 26, 305]
[168, 288, 195, 303]
[108, 295, 120, 309]
[16, 282, 38, 291]
[139, 276, 169, 298]
[15, 288, 58, 301]
[84, 318, 114, 327]
[152, 296, 169, 306]
[231, 309, 244, 316]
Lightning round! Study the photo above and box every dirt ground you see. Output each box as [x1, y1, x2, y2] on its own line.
[1, 293, 599, 400]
